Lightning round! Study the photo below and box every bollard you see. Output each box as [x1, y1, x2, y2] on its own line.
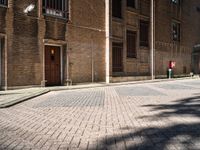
[168, 69, 172, 79]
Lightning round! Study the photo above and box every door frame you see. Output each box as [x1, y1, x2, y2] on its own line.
[43, 44, 63, 86]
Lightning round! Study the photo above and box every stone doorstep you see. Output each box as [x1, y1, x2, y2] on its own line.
[0, 89, 50, 108]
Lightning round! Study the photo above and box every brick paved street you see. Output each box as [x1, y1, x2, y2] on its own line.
[1, 79, 200, 150]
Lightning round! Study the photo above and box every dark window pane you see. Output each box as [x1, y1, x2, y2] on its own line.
[112, 42, 123, 72]
[172, 0, 179, 4]
[0, 0, 7, 6]
[140, 20, 149, 47]
[127, 30, 137, 58]
[127, 0, 136, 8]
[172, 22, 180, 41]
[112, 0, 122, 18]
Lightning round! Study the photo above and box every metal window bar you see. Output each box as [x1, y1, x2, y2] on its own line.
[0, 0, 7, 6]
[112, 43, 123, 72]
[43, 0, 68, 18]
[127, 31, 137, 58]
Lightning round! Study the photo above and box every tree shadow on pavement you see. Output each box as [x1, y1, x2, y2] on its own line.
[143, 96, 200, 118]
[98, 96, 200, 150]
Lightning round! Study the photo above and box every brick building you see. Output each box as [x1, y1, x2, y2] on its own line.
[0, 0, 105, 89]
[0, 0, 200, 89]
[111, 0, 200, 82]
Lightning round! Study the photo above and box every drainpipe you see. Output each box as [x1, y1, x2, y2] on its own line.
[105, 0, 110, 84]
[151, 0, 155, 80]
[91, 34, 94, 83]
[0, 38, 1, 88]
[66, 48, 70, 82]
[4, 35, 8, 90]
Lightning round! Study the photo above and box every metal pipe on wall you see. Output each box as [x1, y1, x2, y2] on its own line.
[0, 38, 1, 88]
[151, 0, 155, 80]
[105, 0, 110, 84]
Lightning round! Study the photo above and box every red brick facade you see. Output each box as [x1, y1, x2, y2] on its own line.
[0, 0, 200, 89]
[0, 0, 105, 89]
[155, 0, 200, 77]
[111, 0, 200, 82]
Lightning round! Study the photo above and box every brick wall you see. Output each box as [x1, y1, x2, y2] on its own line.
[111, 0, 200, 79]
[5, 0, 41, 86]
[67, 0, 105, 83]
[0, 0, 106, 88]
[155, 0, 200, 76]
[111, 0, 151, 77]
[0, 8, 6, 33]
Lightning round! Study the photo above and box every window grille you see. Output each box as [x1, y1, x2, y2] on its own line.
[172, 22, 180, 41]
[42, 0, 68, 18]
[127, 30, 137, 58]
[172, 0, 179, 4]
[0, 0, 7, 6]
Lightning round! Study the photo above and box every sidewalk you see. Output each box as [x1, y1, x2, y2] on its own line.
[0, 77, 199, 108]
[0, 88, 49, 108]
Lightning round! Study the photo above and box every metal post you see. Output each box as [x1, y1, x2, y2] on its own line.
[105, 0, 110, 84]
[4, 35, 8, 90]
[91, 34, 94, 83]
[0, 38, 1, 88]
[150, 0, 155, 80]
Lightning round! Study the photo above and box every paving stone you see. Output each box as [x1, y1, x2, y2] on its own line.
[0, 79, 200, 150]
[35, 90, 105, 108]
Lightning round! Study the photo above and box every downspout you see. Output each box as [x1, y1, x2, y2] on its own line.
[151, 0, 155, 80]
[105, 0, 110, 84]
[4, 35, 8, 90]
[91, 34, 94, 83]
[0, 38, 1, 88]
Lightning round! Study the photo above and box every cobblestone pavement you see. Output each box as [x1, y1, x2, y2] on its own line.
[1, 79, 200, 150]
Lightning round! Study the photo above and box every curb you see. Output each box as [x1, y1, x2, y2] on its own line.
[48, 77, 199, 92]
[0, 89, 50, 108]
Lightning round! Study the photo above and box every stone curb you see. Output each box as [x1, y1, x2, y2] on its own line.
[48, 77, 199, 91]
[0, 89, 50, 108]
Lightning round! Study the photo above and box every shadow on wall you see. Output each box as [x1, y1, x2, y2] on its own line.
[97, 96, 200, 150]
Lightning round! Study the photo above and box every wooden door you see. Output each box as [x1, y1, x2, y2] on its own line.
[45, 46, 61, 86]
[112, 42, 123, 72]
